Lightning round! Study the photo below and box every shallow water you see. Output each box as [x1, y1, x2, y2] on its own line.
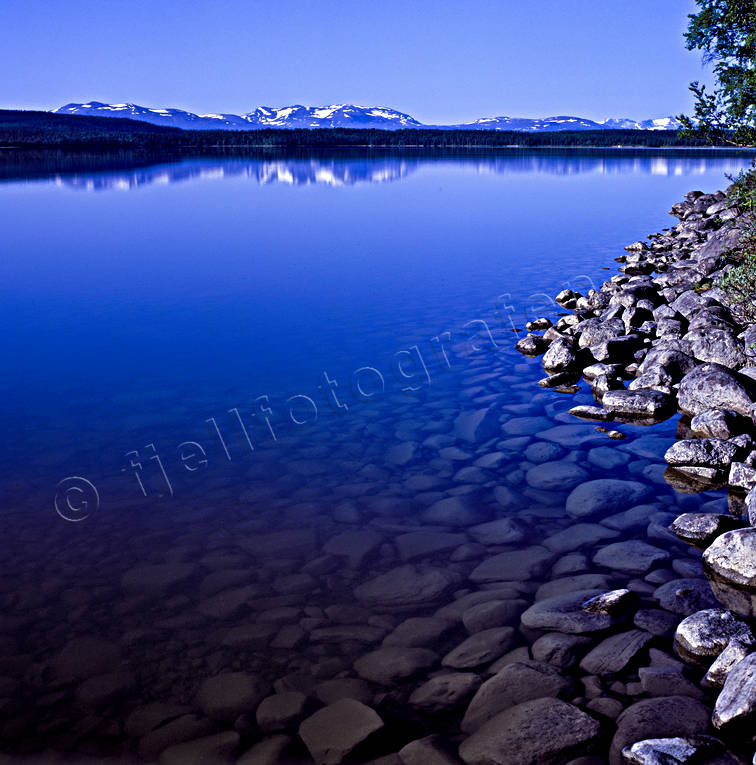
[1, 149, 754, 762]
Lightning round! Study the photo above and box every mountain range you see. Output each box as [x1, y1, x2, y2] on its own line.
[53, 102, 683, 132]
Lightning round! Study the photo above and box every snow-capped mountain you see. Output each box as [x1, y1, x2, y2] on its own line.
[52, 102, 683, 132]
[53, 102, 422, 130]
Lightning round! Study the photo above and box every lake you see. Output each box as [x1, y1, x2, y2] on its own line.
[0, 149, 753, 763]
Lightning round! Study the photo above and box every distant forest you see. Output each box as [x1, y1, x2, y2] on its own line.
[0, 109, 724, 149]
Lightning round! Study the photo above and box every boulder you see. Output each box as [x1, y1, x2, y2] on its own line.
[703, 528, 756, 616]
[691, 409, 744, 439]
[442, 628, 515, 669]
[354, 646, 438, 685]
[664, 439, 739, 470]
[610, 696, 711, 765]
[298, 699, 383, 764]
[195, 672, 270, 723]
[566, 480, 652, 519]
[521, 589, 621, 634]
[458, 698, 600, 765]
[461, 661, 573, 733]
[713, 653, 756, 728]
[579, 630, 652, 675]
[409, 673, 482, 713]
[669, 513, 742, 548]
[653, 578, 719, 616]
[678, 364, 756, 418]
[602, 389, 673, 419]
[673, 608, 749, 665]
[469, 547, 554, 583]
[355, 565, 459, 612]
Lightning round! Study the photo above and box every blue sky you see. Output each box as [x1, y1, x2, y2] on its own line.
[2, 0, 712, 123]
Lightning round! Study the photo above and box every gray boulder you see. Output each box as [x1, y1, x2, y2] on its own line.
[602, 389, 673, 419]
[703, 528, 756, 616]
[664, 439, 739, 470]
[674, 608, 750, 665]
[678, 364, 756, 418]
[566, 479, 652, 519]
[460, 660, 573, 733]
[669, 513, 742, 548]
[610, 696, 711, 765]
[458, 697, 600, 765]
[713, 653, 756, 728]
[298, 699, 383, 764]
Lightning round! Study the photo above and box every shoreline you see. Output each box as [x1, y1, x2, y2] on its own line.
[516, 179, 756, 762]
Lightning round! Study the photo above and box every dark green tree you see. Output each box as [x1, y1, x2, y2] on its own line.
[680, 0, 756, 146]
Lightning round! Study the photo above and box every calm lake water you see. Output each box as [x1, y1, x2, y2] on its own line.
[1, 149, 754, 762]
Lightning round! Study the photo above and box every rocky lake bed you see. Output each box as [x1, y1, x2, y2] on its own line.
[4, 157, 756, 765]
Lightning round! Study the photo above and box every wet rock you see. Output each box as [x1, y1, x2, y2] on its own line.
[467, 518, 527, 546]
[543, 337, 578, 372]
[462, 600, 527, 632]
[602, 390, 673, 419]
[409, 673, 482, 713]
[654, 578, 719, 616]
[678, 363, 756, 418]
[713, 653, 756, 728]
[399, 735, 462, 765]
[458, 697, 600, 765]
[566, 480, 652, 519]
[469, 546, 554, 583]
[461, 660, 573, 733]
[610, 696, 711, 765]
[685, 328, 746, 369]
[313, 678, 373, 705]
[582, 589, 636, 615]
[705, 632, 756, 688]
[125, 701, 193, 738]
[298, 699, 383, 765]
[195, 672, 270, 723]
[690, 409, 744, 440]
[526, 461, 588, 492]
[455, 407, 501, 444]
[638, 666, 703, 699]
[579, 630, 652, 675]
[593, 541, 669, 575]
[236, 734, 299, 765]
[354, 646, 438, 685]
[383, 616, 457, 648]
[355, 565, 459, 612]
[544, 524, 620, 554]
[674, 608, 750, 665]
[536, 574, 614, 601]
[441, 627, 515, 669]
[622, 736, 734, 765]
[531, 632, 592, 668]
[703, 528, 756, 617]
[159, 731, 239, 765]
[521, 589, 621, 634]
[422, 496, 490, 526]
[256, 692, 311, 732]
[669, 513, 742, 548]
[633, 609, 679, 637]
[138, 715, 217, 761]
[664, 439, 739, 470]
[729, 462, 756, 491]
[515, 333, 548, 356]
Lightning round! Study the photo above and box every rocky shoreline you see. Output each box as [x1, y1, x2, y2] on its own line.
[516, 181, 756, 763]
